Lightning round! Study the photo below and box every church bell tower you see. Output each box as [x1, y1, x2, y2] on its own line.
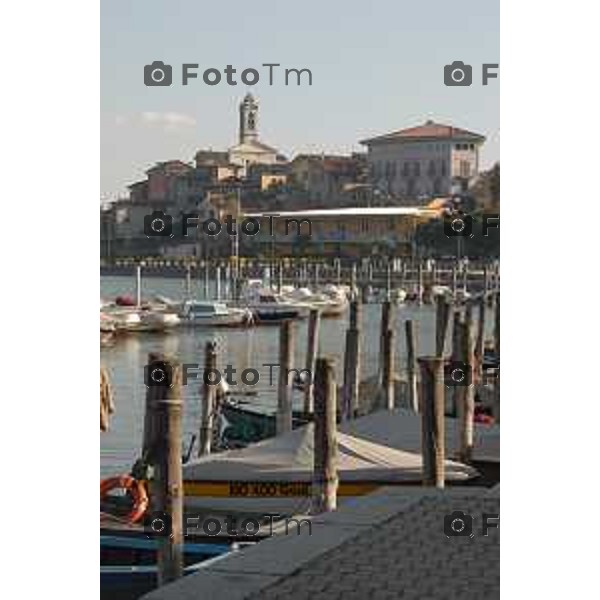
[239, 93, 258, 144]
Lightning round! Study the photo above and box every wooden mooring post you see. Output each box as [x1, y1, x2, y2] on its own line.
[435, 295, 451, 358]
[350, 263, 357, 299]
[215, 265, 222, 301]
[185, 264, 192, 300]
[493, 292, 500, 423]
[456, 315, 475, 462]
[418, 357, 446, 488]
[199, 341, 217, 457]
[475, 297, 486, 384]
[450, 310, 463, 417]
[417, 262, 424, 305]
[342, 299, 361, 419]
[381, 328, 395, 410]
[386, 262, 392, 300]
[203, 262, 209, 299]
[312, 357, 338, 513]
[451, 264, 457, 297]
[482, 264, 489, 296]
[277, 320, 294, 434]
[303, 308, 321, 414]
[379, 300, 392, 381]
[146, 356, 184, 585]
[136, 264, 142, 307]
[405, 320, 418, 412]
[142, 352, 164, 458]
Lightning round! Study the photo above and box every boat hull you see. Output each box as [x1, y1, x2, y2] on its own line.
[219, 400, 311, 445]
[101, 533, 239, 600]
[253, 308, 301, 323]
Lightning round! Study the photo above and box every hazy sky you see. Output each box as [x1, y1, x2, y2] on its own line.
[101, 0, 499, 200]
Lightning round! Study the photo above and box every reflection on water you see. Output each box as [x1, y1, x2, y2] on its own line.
[100, 275, 494, 477]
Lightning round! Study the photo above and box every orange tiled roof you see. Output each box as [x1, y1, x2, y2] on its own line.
[360, 120, 485, 145]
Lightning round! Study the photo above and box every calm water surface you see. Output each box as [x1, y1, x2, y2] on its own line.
[100, 275, 493, 477]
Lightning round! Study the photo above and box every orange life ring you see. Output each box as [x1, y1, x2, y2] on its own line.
[100, 475, 149, 524]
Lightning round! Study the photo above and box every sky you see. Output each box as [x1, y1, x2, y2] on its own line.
[101, 0, 499, 200]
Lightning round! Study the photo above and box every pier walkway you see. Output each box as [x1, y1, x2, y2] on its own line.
[143, 486, 499, 600]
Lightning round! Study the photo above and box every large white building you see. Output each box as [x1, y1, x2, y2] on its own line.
[360, 120, 485, 200]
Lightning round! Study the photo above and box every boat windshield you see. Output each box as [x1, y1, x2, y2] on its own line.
[186, 302, 228, 315]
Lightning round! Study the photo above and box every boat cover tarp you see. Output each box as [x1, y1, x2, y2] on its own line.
[183, 421, 477, 483]
[340, 408, 500, 464]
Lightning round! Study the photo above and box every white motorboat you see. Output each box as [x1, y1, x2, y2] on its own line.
[238, 286, 310, 323]
[279, 284, 348, 318]
[389, 288, 407, 305]
[137, 308, 181, 332]
[100, 312, 117, 333]
[454, 288, 472, 302]
[180, 301, 253, 327]
[101, 307, 143, 332]
[319, 285, 349, 317]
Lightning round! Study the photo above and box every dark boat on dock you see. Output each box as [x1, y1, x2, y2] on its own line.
[219, 398, 311, 446]
[101, 535, 236, 600]
[100, 520, 254, 600]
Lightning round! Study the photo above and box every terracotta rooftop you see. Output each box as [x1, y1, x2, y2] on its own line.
[360, 120, 485, 145]
[145, 160, 193, 174]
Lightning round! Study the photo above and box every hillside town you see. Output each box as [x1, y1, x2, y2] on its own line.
[100, 94, 498, 260]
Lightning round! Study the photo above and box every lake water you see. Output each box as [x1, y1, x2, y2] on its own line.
[100, 274, 494, 477]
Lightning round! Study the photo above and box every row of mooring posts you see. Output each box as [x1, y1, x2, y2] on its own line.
[139, 349, 340, 587]
[131, 259, 499, 308]
[138, 288, 500, 587]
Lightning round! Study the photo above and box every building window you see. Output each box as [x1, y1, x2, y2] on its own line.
[414, 162, 420, 177]
[469, 143, 475, 150]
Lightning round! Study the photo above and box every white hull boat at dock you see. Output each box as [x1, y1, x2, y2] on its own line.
[180, 417, 480, 515]
[179, 301, 253, 327]
[282, 285, 349, 317]
[239, 284, 310, 323]
[101, 303, 180, 333]
[136, 309, 181, 332]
